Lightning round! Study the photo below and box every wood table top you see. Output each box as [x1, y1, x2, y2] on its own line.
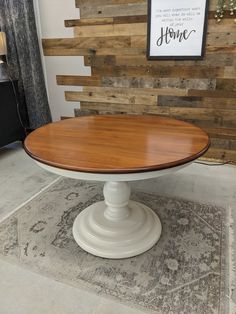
[24, 115, 210, 174]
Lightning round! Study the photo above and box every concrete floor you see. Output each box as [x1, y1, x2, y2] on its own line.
[0, 142, 235, 314]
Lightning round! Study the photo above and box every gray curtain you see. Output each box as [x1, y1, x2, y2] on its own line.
[0, 0, 52, 129]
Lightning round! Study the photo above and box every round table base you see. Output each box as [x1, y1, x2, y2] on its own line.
[73, 200, 162, 259]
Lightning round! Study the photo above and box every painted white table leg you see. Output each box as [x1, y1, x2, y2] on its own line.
[73, 181, 162, 259]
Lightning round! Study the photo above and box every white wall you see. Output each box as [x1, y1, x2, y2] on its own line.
[33, 0, 91, 121]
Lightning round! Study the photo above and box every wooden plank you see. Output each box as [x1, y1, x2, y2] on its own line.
[169, 107, 225, 121]
[43, 47, 146, 56]
[43, 48, 90, 56]
[65, 15, 147, 29]
[206, 32, 236, 46]
[202, 98, 236, 109]
[57, 75, 101, 86]
[82, 86, 188, 97]
[224, 66, 236, 78]
[207, 136, 236, 151]
[204, 148, 236, 161]
[216, 79, 236, 91]
[170, 107, 236, 128]
[116, 55, 176, 66]
[102, 76, 216, 90]
[113, 15, 147, 24]
[65, 90, 158, 105]
[115, 54, 236, 67]
[210, 137, 231, 149]
[81, 101, 136, 114]
[84, 55, 116, 67]
[223, 114, 236, 127]
[74, 23, 146, 37]
[130, 35, 146, 48]
[158, 96, 202, 108]
[60, 116, 72, 120]
[65, 18, 114, 28]
[42, 37, 131, 50]
[74, 108, 99, 116]
[91, 47, 146, 55]
[206, 45, 236, 54]
[207, 18, 236, 32]
[188, 89, 236, 98]
[76, 0, 145, 6]
[92, 65, 225, 79]
[158, 96, 236, 109]
[79, 3, 147, 18]
[204, 127, 236, 140]
[230, 139, 236, 150]
[175, 112, 236, 131]
[183, 118, 223, 128]
[80, 101, 169, 116]
[80, 101, 169, 115]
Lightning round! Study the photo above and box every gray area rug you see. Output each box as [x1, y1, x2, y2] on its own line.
[0, 178, 229, 313]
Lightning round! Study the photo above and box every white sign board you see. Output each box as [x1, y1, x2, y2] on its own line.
[147, 0, 209, 59]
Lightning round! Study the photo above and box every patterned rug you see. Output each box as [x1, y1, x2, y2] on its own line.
[0, 178, 230, 313]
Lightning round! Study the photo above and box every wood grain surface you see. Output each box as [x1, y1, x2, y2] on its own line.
[24, 115, 210, 174]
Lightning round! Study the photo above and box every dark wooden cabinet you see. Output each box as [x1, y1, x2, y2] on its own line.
[0, 79, 27, 147]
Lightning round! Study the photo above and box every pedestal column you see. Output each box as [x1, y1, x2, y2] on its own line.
[73, 181, 162, 259]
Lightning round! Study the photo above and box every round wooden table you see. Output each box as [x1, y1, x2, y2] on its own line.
[24, 115, 210, 259]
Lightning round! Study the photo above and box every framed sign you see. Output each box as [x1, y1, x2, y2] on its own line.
[147, 0, 209, 60]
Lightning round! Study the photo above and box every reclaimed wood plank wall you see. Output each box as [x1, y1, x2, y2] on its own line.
[42, 0, 236, 161]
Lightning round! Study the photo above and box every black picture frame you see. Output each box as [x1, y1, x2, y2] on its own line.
[147, 0, 209, 60]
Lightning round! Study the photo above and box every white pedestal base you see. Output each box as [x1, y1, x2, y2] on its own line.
[73, 182, 162, 259]
[36, 161, 193, 259]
